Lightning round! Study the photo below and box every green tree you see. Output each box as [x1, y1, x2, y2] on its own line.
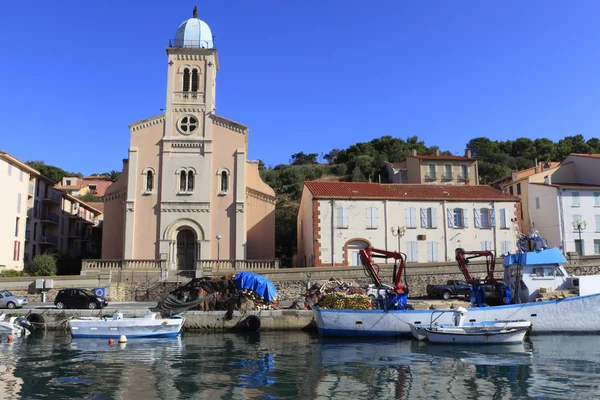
[104, 170, 121, 182]
[26, 161, 82, 183]
[290, 152, 318, 165]
[31, 254, 57, 276]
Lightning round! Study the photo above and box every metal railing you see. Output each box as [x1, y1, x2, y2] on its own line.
[43, 191, 62, 204]
[168, 39, 214, 49]
[441, 173, 453, 181]
[40, 211, 60, 224]
[425, 173, 437, 181]
[38, 234, 58, 245]
[457, 173, 470, 182]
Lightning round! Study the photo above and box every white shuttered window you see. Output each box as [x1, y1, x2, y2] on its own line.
[366, 207, 378, 229]
[406, 207, 417, 228]
[407, 241, 418, 262]
[336, 207, 348, 228]
[427, 241, 439, 262]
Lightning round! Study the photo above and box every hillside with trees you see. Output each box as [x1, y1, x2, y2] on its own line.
[261, 134, 600, 262]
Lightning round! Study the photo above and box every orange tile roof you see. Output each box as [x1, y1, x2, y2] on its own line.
[386, 162, 407, 168]
[408, 155, 475, 161]
[303, 181, 518, 201]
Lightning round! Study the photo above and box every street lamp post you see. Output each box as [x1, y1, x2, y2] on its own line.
[216, 234, 222, 260]
[572, 220, 587, 255]
[391, 226, 407, 253]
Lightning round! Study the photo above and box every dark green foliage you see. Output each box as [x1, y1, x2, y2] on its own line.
[0, 270, 21, 278]
[76, 192, 102, 202]
[25, 161, 82, 183]
[31, 254, 57, 276]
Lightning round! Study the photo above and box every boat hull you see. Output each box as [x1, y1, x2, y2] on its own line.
[313, 292, 600, 336]
[69, 317, 184, 338]
[425, 327, 528, 344]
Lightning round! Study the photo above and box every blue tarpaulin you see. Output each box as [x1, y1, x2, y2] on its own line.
[235, 271, 278, 302]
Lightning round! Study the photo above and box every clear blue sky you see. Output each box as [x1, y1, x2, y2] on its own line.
[1, 1, 599, 174]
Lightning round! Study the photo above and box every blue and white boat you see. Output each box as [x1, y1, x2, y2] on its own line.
[313, 234, 600, 336]
[68, 312, 184, 338]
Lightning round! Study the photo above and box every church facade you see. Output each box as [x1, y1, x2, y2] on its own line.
[102, 9, 276, 272]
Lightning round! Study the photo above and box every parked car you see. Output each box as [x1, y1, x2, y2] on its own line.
[0, 290, 28, 309]
[54, 289, 108, 310]
[426, 280, 472, 300]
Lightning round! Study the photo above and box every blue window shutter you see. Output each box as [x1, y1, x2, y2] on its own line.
[411, 208, 417, 227]
[373, 207, 378, 228]
[490, 209, 496, 227]
[406, 208, 412, 227]
[596, 215, 600, 232]
[433, 241, 438, 261]
[431, 208, 437, 228]
[462, 209, 469, 228]
[500, 208, 506, 228]
[420, 208, 427, 228]
[474, 209, 481, 228]
[447, 208, 454, 228]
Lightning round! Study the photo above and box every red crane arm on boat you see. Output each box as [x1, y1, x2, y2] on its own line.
[455, 249, 498, 284]
[359, 247, 407, 294]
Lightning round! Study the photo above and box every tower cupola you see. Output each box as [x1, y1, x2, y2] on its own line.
[173, 6, 214, 49]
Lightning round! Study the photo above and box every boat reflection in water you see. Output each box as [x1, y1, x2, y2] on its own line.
[1, 332, 600, 399]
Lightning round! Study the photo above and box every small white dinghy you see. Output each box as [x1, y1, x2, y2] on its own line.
[0, 314, 33, 338]
[410, 307, 531, 344]
[69, 312, 184, 339]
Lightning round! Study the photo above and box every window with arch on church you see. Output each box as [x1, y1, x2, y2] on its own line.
[183, 68, 190, 92]
[220, 170, 229, 194]
[180, 171, 187, 192]
[191, 69, 199, 92]
[146, 170, 153, 193]
[187, 171, 194, 192]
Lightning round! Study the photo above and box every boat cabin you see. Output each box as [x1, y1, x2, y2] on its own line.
[503, 247, 600, 303]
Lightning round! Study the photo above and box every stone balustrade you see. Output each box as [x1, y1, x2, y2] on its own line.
[82, 259, 280, 272]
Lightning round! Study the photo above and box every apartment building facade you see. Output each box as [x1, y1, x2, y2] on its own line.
[386, 150, 478, 185]
[297, 181, 519, 267]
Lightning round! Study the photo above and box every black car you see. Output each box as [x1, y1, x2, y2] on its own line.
[54, 289, 108, 309]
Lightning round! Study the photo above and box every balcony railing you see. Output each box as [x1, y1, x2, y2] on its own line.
[40, 211, 60, 224]
[168, 39, 214, 49]
[38, 234, 58, 246]
[82, 259, 280, 271]
[42, 191, 62, 204]
[441, 173, 454, 181]
[457, 174, 470, 182]
[425, 173, 437, 181]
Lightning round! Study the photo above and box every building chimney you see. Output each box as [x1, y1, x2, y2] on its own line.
[435, 149, 440, 156]
[544, 175, 552, 185]
[535, 158, 539, 173]
[466, 149, 472, 159]
[411, 149, 417, 156]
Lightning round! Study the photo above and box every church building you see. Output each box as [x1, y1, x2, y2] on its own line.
[102, 8, 276, 272]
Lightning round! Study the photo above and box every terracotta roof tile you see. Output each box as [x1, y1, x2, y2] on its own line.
[386, 162, 407, 168]
[408, 155, 475, 161]
[304, 181, 518, 201]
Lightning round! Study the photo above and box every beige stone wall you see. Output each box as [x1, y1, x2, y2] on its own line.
[102, 161, 129, 259]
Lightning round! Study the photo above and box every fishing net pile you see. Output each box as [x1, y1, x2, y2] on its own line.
[154, 271, 279, 317]
[304, 278, 372, 310]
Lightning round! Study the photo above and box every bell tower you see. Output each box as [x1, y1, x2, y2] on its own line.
[158, 7, 219, 269]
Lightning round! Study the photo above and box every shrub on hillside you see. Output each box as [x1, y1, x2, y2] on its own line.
[31, 254, 57, 276]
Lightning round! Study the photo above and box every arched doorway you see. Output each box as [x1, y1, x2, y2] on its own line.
[176, 229, 196, 272]
[346, 239, 370, 266]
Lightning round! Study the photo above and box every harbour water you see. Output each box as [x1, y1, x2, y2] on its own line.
[1, 331, 599, 399]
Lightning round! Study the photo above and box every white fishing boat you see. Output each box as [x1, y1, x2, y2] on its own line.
[68, 312, 184, 339]
[423, 325, 529, 344]
[313, 234, 600, 337]
[0, 314, 33, 338]
[409, 308, 531, 341]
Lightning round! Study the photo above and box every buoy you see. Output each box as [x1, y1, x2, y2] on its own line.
[108, 338, 114, 346]
[118, 335, 127, 344]
[7, 334, 13, 343]
[119, 342, 127, 350]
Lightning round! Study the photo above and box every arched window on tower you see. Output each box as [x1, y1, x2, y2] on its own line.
[191, 69, 199, 92]
[187, 171, 194, 192]
[183, 68, 190, 92]
[146, 170, 153, 192]
[220, 171, 228, 194]
[180, 171, 187, 192]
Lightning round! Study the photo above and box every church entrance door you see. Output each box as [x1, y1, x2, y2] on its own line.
[176, 229, 196, 273]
